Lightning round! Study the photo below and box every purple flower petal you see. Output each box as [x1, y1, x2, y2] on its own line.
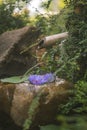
[28, 73, 55, 85]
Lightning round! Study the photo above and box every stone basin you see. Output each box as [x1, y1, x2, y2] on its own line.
[0, 78, 73, 128]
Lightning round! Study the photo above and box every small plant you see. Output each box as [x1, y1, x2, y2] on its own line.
[59, 81, 87, 114]
[23, 88, 48, 130]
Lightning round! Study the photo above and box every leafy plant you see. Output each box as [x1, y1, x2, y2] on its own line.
[40, 115, 87, 130]
[53, 0, 87, 82]
[35, 7, 67, 35]
[59, 81, 87, 114]
[0, 0, 30, 34]
[23, 94, 40, 130]
[34, 0, 87, 83]
[23, 88, 45, 130]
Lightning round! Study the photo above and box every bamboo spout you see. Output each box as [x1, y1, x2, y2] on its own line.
[38, 32, 68, 48]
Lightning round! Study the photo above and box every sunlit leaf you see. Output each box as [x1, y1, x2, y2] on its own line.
[58, 0, 65, 8]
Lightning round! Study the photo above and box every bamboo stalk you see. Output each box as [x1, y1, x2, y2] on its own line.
[38, 32, 68, 48]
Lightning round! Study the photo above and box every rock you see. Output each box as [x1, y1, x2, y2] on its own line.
[0, 82, 15, 114]
[0, 26, 40, 77]
[11, 83, 34, 126]
[0, 111, 21, 130]
[0, 78, 73, 127]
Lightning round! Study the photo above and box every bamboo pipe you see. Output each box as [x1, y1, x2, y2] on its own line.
[38, 32, 68, 48]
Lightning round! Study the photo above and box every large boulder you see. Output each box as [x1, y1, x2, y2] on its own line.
[0, 82, 15, 113]
[0, 78, 73, 128]
[0, 26, 40, 77]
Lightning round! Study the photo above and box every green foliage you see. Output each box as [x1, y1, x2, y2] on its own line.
[34, 0, 87, 82]
[40, 125, 59, 130]
[23, 95, 40, 130]
[40, 115, 87, 130]
[0, 0, 30, 34]
[53, 0, 87, 82]
[34, 8, 68, 74]
[35, 8, 67, 35]
[23, 89, 44, 130]
[59, 81, 87, 114]
[35, 0, 87, 82]
[40, 0, 52, 9]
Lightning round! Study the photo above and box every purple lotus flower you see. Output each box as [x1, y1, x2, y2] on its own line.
[28, 73, 55, 85]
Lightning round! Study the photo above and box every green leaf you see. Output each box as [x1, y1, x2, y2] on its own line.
[0, 75, 28, 83]
[0, 63, 43, 84]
